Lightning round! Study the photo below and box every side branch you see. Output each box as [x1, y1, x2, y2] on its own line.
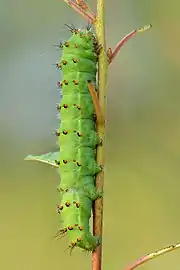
[108, 24, 152, 64]
[88, 80, 104, 124]
[63, 0, 96, 23]
[123, 243, 180, 270]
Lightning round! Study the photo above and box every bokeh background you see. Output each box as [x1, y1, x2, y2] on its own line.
[1, 0, 180, 269]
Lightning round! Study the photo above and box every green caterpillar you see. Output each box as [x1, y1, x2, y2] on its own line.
[25, 25, 102, 252]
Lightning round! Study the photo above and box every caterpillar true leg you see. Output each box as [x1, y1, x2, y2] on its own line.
[95, 44, 103, 55]
[87, 80, 104, 124]
[85, 188, 103, 201]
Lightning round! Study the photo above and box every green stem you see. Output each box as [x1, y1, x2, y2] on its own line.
[92, 1, 108, 270]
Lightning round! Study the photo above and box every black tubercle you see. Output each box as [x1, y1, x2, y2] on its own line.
[63, 80, 68, 85]
[65, 202, 70, 207]
[77, 132, 82, 137]
[73, 58, 78, 63]
[62, 60, 67, 65]
[64, 42, 70, 47]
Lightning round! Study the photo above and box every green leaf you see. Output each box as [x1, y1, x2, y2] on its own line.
[25, 151, 59, 168]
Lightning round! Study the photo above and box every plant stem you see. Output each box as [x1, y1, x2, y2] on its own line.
[63, 0, 95, 23]
[123, 243, 180, 270]
[108, 24, 152, 64]
[92, 1, 108, 270]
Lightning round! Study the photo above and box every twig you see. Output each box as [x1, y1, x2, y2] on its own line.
[63, 0, 95, 23]
[92, 1, 108, 270]
[123, 243, 180, 270]
[108, 24, 152, 64]
[88, 81, 104, 124]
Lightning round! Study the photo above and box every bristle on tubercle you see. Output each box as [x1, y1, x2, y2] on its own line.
[87, 23, 92, 31]
[53, 42, 63, 50]
[53, 228, 67, 240]
[64, 23, 76, 31]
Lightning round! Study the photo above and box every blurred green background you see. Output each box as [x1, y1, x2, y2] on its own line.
[1, 0, 180, 269]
